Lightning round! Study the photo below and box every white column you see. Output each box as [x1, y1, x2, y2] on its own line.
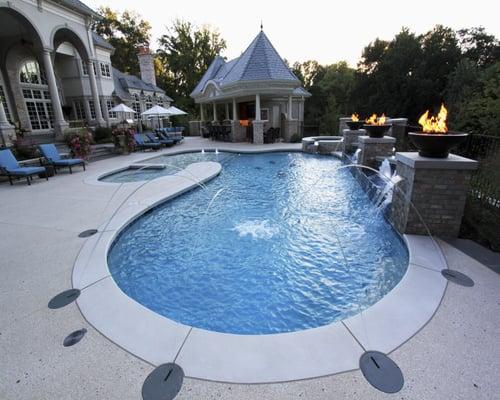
[200, 103, 204, 121]
[87, 60, 105, 125]
[42, 49, 66, 128]
[0, 102, 11, 127]
[232, 98, 238, 121]
[225, 103, 229, 120]
[288, 94, 293, 120]
[212, 102, 217, 122]
[255, 93, 261, 121]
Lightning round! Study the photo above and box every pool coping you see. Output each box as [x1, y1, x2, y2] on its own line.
[73, 155, 448, 384]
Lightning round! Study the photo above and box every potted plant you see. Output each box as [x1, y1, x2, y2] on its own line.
[363, 114, 391, 138]
[112, 127, 135, 154]
[63, 128, 93, 160]
[408, 104, 468, 158]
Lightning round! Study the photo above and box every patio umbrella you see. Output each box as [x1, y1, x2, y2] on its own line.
[166, 105, 188, 116]
[110, 103, 136, 126]
[141, 105, 174, 129]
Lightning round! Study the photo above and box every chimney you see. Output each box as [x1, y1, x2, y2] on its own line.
[137, 45, 156, 86]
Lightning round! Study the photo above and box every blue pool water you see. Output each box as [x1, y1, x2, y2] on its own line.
[108, 152, 408, 334]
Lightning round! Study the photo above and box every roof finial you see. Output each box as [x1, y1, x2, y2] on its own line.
[260, 20, 263, 31]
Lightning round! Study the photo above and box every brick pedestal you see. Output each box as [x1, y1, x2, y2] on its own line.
[342, 129, 366, 154]
[358, 136, 396, 168]
[231, 121, 247, 142]
[390, 152, 478, 237]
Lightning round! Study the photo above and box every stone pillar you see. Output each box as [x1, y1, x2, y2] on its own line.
[88, 60, 105, 126]
[342, 129, 366, 154]
[0, 102, 15, 146]
[288, 95, 293, 120]
[200, 103, 204, 122]
[338, 117, 352, 135]
[390, 152, 478, 237]
[232, 98, 238, 121]
[252, 120, 264, 144]
[255, 93, 261, 121]
[357, 136, 396, 168]
[212, 103, 217, 122]
[42, 49, 68, 138]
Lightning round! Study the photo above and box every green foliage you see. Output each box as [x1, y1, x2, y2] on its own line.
[290, 133, 302, 143]
[93, 127, 113, 144]
[11, 136, 38, 160]
[93, 7, 152, 76]
[156, 20, 226, 114]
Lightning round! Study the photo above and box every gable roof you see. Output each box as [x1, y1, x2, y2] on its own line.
[112, 68, 172, 101]
[191, 30, 300, 97]
[92, 32, 114, 51]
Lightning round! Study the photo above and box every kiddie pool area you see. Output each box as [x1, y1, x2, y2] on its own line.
[74, 148, 448, 383]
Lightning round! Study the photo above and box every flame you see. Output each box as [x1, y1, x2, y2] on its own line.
[365, 113, 387, 126]
[351, 113, 359, 122]
[418, 104, 448, 133]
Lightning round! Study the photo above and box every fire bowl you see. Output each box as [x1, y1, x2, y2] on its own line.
[408, 132, 469, 158]
[346, 121, 365, 130]
[363, 124, 392, 138]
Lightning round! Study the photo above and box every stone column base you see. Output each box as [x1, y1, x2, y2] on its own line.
[358, 136, 396, 168]
[252, 121, 264, 144]
[0, 124, 15, 147]
[390, 152, 478, 237]
[53, 120, 70, 141]
[342, 129, 366, 154]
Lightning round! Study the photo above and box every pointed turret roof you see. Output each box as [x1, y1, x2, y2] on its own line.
[191, 31, 301, 98]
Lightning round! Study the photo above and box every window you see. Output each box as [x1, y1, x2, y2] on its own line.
[100, 63, 111, 77]
[73, 100, 86, 120]
[131, 94, 141, 116]
[145, 95, 153, 110]
[23, 90, 54, 130]
[19, 60, 47, 85]
[84, 61, 97, 76]
[106, 100, 116, 119]
[260, 108, 269, 121]
[88, 100, 96, 119]
[0, 85, 12, 123]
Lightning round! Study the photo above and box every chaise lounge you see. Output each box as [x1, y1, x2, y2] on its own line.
[133, 133, 161, 151]
[0, 148, 48, 186]
[145, 132, 174, 147]
[39, 144, 86, 174]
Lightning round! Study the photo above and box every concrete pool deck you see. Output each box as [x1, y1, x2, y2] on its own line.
[1, 137, 499, 399]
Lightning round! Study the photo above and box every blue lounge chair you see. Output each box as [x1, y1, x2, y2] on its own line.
[133, 134, 161, 151]
[160, 128, 183, 144]
[39, 144, 85, 174]
[0, 149, 48, 185]
[146, 132, 174, 147]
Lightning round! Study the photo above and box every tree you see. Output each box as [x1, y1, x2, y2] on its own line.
[93, 7, 152, 76]
[458, 27, 500, 68]
[156, 20, 226, 114]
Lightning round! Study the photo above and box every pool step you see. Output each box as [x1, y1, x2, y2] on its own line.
[130, 163, 167, 170]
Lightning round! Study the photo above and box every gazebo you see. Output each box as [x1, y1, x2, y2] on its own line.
[190, 29, 311, 144]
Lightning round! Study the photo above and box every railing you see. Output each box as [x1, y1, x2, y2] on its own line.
[393, 128, 500, 250]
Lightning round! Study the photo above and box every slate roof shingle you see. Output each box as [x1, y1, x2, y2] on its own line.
[113, 68, 172, 101]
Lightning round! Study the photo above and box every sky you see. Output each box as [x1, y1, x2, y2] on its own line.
[85, 0, 500, 66]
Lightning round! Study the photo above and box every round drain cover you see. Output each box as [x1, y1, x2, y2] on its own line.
[48, 289, 81, 309]
[142, 363, 184, 400]
[79, 229, 98, 238]
[359, 351, 404, 393]
[63, 328, 87, 347]
[441, 269, 474, 287]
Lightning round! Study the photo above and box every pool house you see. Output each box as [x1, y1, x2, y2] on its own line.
[189, 29, 311, 144]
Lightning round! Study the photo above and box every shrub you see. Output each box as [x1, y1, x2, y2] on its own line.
[64, 129, 93, 159]
[290, 133, 302, 143]
[112, 127, 136, 153]
[93, 127, 113, 144]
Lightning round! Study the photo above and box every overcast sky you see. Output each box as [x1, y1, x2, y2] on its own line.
[85, 0, 500, 66]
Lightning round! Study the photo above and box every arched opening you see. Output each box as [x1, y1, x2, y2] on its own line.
[0, 6, 44, 131]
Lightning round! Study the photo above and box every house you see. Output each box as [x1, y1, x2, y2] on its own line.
[190, 28, 311, 143]
[0, 0, 171, 146]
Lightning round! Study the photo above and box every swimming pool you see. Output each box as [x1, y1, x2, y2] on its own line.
[108, 152, 408, 335]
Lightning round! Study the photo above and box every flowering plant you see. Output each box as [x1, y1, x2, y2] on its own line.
[64, 129, 93, 159]
[112, 127, 136, 153]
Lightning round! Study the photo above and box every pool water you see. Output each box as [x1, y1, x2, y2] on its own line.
[99, 151, 231, 183]
[108, 152, 408, 334]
